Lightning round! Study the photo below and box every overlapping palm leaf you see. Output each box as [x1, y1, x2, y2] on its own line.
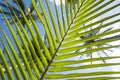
[0, 0, 40, 28]
[0, 0, 120, 80]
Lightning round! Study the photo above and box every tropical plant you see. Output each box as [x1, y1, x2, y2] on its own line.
[0, 0, 42, 32]
[0, 0, 120, 80]
[75, 22, 116, 63]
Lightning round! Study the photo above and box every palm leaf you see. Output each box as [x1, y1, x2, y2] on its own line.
[0, 0, 42, 30]
[0, 0, 120, 80]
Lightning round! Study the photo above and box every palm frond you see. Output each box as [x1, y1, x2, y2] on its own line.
[0, 0, 120, 80]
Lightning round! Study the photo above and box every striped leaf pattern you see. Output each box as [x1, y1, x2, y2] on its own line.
[0, 0, 120, 80]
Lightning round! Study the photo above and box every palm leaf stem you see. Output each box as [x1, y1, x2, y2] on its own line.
[40, 0, 85, 79]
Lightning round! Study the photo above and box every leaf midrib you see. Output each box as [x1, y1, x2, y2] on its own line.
[40, 0, 85, 80]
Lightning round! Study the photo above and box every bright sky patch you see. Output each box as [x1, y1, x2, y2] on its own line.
[50, 0, 65, 5]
